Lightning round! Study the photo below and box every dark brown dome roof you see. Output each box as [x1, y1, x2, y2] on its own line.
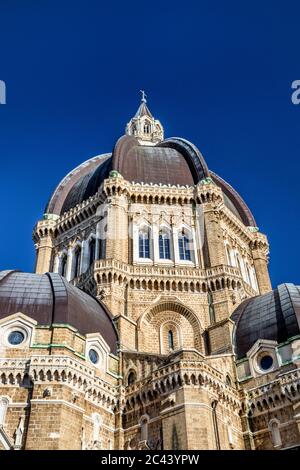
[0, 271, 118, 354]
[45, 154, 112, 216]
[114, 141, 194, 186]
[231, 284, 300, 359]
[45, 135, 256, 226]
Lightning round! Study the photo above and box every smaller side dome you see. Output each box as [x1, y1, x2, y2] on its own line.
[0, 271, 118, 354]
[231, 284, 300, 359]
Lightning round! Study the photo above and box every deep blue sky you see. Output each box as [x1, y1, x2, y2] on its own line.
[0, 1, 299, 287]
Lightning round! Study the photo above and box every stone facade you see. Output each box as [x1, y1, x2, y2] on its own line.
[0, 98, 299, 450]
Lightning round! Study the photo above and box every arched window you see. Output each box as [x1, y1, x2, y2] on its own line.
[227, 421, 234, 448]
[168, 330, 174, 350]
[225, 374, 232, 387]
[74, 247, 81, 278]
[161, 323, 181, 354]
[246, 264, 251, 285]
[226, 246, 232, 266]
[0, 397, 9, 426]
[211, 401, 220, 450]
[178, 230, 191, 261]
[270, 420, 281, 447]
[143, 123, 151, 134]
[208, 291, 216, 324]
[89, 238, 96, 267]
[139, 228, 150, 258]
[60, 254, 67, 277]
[252, 267, 259, 291]
[98, 238, 106, 260]
[92, 413, 102, 443]
[159, 230, 171, 259]
[127, 371, 136, 386]
[236, 254, 242, 274]
[140, 416, 149, 442]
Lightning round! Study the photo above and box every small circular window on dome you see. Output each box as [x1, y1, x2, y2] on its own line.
[8, 330, 25, 346]
[89, 349, 99, 365]
[259, 354, 273, 371]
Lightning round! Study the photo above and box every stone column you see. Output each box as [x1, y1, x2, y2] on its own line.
[195, 203, 205, 269]
[153, 223, 159, 264]
[53, 254, 60, 273]
[105, 193, 129, 263]
[250, 235, 272, 294]
[95, 237, 100, 261]
[172, 226, 180, 265]
[33, 219, 57, 274]
[66, 246, 73, 281]
[132, 222, 139, 264]
[202, 207, 227, 268]
[80, 239, 89, 274]
[191, 226, 199, 266]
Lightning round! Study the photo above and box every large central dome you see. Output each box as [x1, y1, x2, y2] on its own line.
[45, 96, 256, 227]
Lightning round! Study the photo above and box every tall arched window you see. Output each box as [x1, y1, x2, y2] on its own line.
[60, 254, 67, 277]
[211, 401, 220, 450]
[168, 330, 174, 350]
[208, 291, 216, 324]
[139, 228, 150, 258]
[246, 264, 251, 285]
[159, 230, 171, 259]
[178, 230, 191, 261]
[89, 238, 96, 267]
[92, 413, 102, 443]
[127, 371, 136, 386]
[227, 421, 234, 448]
[225, 374, 232, 386]
[270, 420, 281, 447]
[140, 416, 149, 442]
[252, 267, 259, 291]
[0, 397, 9, 426]
[226, 246, 232, 266]
[98, 238, 106, 260]
[74, 247, 81, 278]
[236, 254, 242, 274]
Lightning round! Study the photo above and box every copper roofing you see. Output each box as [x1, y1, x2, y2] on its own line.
[45, 134, 255, 226]
[231, 284, 300, 359]
[210, 172, 256, 226]
[0, 271, 118, 354]
[45, 154, 111, 215]
[115, 140, 195, 186]
[60, 156, 111, 214]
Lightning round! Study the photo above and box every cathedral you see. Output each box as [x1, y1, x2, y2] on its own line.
[0, 94, 300, 451]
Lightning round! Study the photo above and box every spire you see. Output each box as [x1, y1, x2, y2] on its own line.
[126, 91, 164, 145]
[134, 90, 154, 119]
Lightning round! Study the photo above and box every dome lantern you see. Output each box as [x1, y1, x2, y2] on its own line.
[125, 91, 164, 145]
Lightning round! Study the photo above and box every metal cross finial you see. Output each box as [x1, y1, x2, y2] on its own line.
[140, 90, 147, 103]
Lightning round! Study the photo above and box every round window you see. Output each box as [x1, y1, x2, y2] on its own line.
[259, 354, 273, 371]
[8, 330, 25, 345]
[89, 349, 99, 364]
